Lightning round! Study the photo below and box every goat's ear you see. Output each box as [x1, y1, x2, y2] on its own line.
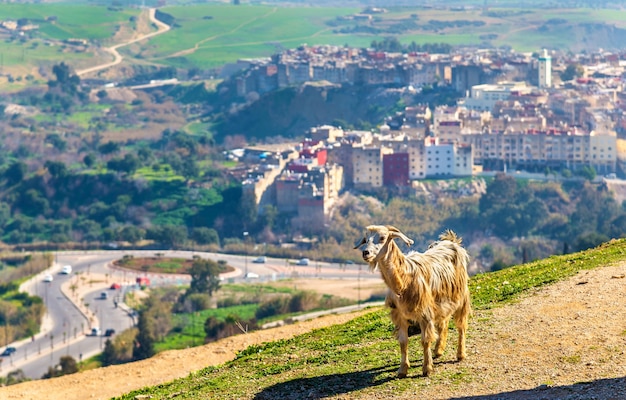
[353, 237, 366, 249]
[386, 225, 414, 247]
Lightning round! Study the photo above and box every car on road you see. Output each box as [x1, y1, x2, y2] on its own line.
[252, 256, 266, 263]
[110, 283, 121, 290]
[100, 292, 108, 300]
[61, 265, 72, 274]
[43, 274, 53, 282]
[1, 347, 16, 356]
[244, 272, 259, 279]
[296, 258, 310, 266]
[104, 329, 116, 337]
[90, 327, 101, 336]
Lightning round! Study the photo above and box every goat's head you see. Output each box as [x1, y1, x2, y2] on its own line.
[354, 225, 414, 266]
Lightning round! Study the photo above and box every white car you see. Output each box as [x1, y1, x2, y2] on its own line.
[252, 256, 266, 264]
[244, 272, 259, 279]
[61, 265, 72, 274]
[296, 258, 310, 266]
[43, 274, 53, 282]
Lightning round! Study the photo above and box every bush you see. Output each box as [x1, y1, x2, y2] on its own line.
[185, 293, 211, 311]
[288, 291, 319, 313]
[255, 296, 288, 319]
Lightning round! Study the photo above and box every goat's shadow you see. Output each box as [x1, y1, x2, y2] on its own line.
[252, 365, 398, 400]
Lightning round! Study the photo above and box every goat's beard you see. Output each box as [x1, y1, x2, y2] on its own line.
[362, 253, 377, 265]
[366, 260, 379, 272]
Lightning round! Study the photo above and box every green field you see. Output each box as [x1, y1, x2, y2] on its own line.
[2, 3, 626, 83]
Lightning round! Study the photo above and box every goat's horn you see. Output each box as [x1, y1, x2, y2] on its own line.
[386, 226, 414, 247]
[353, 237, 366, 249]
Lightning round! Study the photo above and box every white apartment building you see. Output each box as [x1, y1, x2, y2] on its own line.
[462, 82, 532, 111]
[424, 137, 473, 177]
[462, 128, 616, 174]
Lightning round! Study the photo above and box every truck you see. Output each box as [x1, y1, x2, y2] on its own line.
[136, 277, 151, 286]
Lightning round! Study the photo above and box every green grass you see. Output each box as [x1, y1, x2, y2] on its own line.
[0, 4, 139, 72]
[155, 304, 259, 352]
[113, 238, 626, 399]
[0, 4, 140, 40]
[133, 165, 185, 182]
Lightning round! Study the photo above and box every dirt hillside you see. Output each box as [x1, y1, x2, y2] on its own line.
[1, 265, 625, 400]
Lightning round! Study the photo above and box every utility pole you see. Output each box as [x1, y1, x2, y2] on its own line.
[243, 231, 249, 276]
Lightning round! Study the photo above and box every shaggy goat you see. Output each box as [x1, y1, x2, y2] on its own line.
[354, 225, 471, 377]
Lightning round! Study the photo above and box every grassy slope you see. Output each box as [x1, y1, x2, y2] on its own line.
[0, 4, 140, 70]
[114, 238, 626, 399]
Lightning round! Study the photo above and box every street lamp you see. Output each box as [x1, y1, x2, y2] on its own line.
[243, 231, 249, 275]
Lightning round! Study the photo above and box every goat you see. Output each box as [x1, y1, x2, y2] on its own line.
[354, 225, 471, 377]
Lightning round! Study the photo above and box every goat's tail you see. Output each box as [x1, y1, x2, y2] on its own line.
[439, 229, 462, 244]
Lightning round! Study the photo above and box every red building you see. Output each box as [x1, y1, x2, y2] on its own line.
[383, 153, 409, 187]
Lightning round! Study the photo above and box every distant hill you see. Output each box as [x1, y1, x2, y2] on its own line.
[215, 82, 408, 140]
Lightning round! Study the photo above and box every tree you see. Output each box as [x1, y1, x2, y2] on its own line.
[83, 153, 96, 168]
[576, 165, 596, 181]
[187, 258, 221, 297]
[45, 160, 67, 179]
[48, 62, 80, 95]
[98, 141, 120, 155]
[59, 355, 78, 375]
[191, 227, 219, 245]
[133, 311, 155, 360]
[101, 339, 116, 366]
[147, 225, 188, 248]
[45, 133, 67, 151]
[560, 63, 584, 81]
[107, 154, 140, 175]
[4, 162, 27, 185]
[118, 225, 144, 244]
[19, 189, 49, 216]
[42, 355, 78, 379]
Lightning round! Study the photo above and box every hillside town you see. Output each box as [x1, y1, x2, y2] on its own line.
[231, 45, 626, 232]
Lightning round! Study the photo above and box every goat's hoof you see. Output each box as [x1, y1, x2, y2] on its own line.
[397, 372, 407, 379]
[457, 353, 466, 361]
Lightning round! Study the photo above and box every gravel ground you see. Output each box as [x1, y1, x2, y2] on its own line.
[0, 264, 624, 400]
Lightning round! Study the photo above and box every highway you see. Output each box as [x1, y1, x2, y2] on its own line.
[2, 250, 378, 379]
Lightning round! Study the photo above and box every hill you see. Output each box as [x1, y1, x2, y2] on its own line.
[4, 4, 626, 88]
[0, 241, 625, 399]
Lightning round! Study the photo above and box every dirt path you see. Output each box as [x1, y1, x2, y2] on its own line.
[76, 8, 170, 77]
[1, 264, 624, 399]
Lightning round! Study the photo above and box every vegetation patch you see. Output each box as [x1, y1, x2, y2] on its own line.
[113, 255, 233, 275]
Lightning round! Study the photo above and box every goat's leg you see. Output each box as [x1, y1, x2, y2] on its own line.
[433, 316, 450, 358]
[397, 324, 410, 378]
[420, 320, 436, 377]
[454, 303, 470, 361]
[390, 308, 410, 378]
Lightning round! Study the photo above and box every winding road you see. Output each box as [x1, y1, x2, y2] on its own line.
[3, 250, 378, 379]
[76, 8, 170, 77]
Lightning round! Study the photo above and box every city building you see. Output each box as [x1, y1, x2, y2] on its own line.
[538, 49, 552, 88]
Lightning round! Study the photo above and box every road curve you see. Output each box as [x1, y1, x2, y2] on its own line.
[76, 8, 170, 77]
